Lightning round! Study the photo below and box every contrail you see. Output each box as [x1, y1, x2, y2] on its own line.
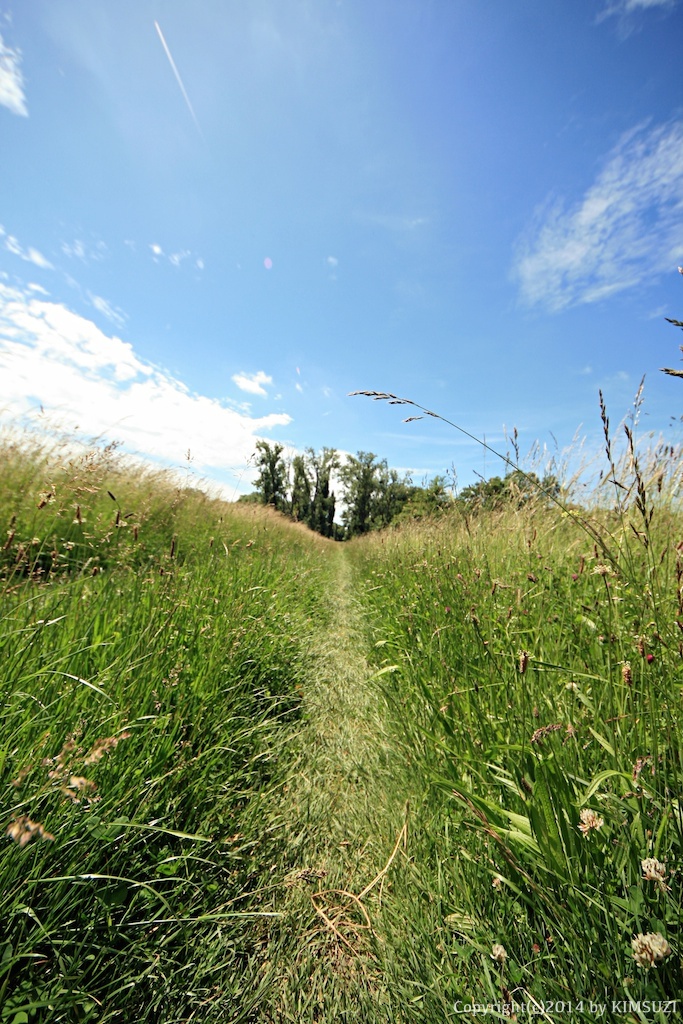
[154, 20, 204, 140]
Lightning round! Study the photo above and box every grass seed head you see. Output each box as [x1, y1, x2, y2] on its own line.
[6, 815, 55, 848]
[530, 723, 563, 744]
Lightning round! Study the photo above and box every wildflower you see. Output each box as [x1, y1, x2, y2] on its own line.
[641, 858, 669, 891]
[491, 943, 508, 963]
[565, 681, 579, 692]
[631, 932, 671, 968]
[646, 653, 655, 664]
[492, 875, 504, 890]
[622, 662, 633, 687]
[6, 815, 55, 848]
[592, 563, 615, 576]
[518, 650, 529, 674]
[578, 808, 604, 836]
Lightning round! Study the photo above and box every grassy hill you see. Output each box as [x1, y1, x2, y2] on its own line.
[1, 429, 681, 1022]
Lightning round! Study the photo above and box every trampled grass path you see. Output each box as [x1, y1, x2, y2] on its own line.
[258, 546, 408, 1021]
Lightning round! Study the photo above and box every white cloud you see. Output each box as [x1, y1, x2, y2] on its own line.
[514, 119, 683, 311]
[169, 250, 190, 267]
[148, 242, 204, 271]
[232, 370, 273, 397]
[0, 32, 28, 117]
[62, 238, 108, 263]
[88, 292, 126, 329]
[326, 256, 338, 267]
[599, 0, 677, 19]
[62, 239, 85, 260]
[4, 233, 53, 269]
[359, 213, 428, 232]
[0, 283, 291, 477]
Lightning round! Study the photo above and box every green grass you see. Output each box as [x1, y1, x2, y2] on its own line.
[349, 493, 683, 1019]
[1, 436, 335, 1021]
[1, 424, 682, 1023]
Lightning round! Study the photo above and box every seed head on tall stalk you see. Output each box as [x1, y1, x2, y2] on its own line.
[349, 389, 618, 566]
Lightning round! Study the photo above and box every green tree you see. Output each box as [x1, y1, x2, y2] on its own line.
[306, 447, 338, 538]
[373, 461, 414, 528]
[252, 441, 288, 511]
[340, 451, 379, 536]
[457, 470, 561, 511]
[458, 474, 508, 510]
[396, 475, 451, 522]
[289, 454, 312, 522]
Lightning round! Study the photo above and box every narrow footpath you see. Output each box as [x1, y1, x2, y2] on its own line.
[257, 545, 410, 1022]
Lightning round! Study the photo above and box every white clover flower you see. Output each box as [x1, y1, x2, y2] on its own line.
[641, 858, 667, 882]
[632, 932, 671, 968]
[641, 858, 669, 891]
[592, 563, 615, 576]
[578, 808, 604, 836]
[490, 943, 508, 963]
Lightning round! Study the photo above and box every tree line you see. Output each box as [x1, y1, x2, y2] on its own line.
[239, 441, 561, 540]
[238, 441, 450, 539]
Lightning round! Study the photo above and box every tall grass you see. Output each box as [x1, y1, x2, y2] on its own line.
[348, 397, 683, 1019]
[1, 435, 334, 1021]
[3, 398, 682, 1022]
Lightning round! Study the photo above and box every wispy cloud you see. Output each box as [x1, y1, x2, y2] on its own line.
[62, 238, 108, 263]
[169, 250, 191, 267]
[513, 119, 683, 311]
[148, 242, 204, 270]
[0, 32, 28, 117]
[358, 212, 429, 232]
[0, 283, 291, 478]
[232, 371, 273, 397]
[88, 292, 126, 329]
[598, 0, 678, 21]
[1, 226, 53, 269]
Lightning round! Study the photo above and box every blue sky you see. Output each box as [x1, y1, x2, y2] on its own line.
[1, 0, 682, 498]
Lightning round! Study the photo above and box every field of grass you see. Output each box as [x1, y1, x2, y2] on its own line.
[1, 422, 681, 1023]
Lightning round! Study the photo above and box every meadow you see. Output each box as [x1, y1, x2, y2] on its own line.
[1, 410, 681, 1023]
